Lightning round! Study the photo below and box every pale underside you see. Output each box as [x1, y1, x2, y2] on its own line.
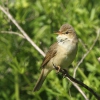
[41, 39, 78, 72]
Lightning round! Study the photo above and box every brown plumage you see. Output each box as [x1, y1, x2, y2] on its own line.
[41, 43, 57, 68]
[33, 23, 78, 91]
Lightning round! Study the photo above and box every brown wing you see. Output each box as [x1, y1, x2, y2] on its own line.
[41, 42, 57, 68]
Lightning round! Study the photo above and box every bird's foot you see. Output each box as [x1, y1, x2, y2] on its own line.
[56, 66, 61, 73]
[52, 63, 61, 73]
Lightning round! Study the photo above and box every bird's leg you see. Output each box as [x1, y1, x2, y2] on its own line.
[56, 66, 61, 73]
[52, 63, 61, 73]
[52, 63, 68, 77]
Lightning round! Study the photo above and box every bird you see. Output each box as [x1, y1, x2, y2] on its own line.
[33, 23, 78, 91]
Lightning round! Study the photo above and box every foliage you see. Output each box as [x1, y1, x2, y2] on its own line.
[0, 0, 100, 100]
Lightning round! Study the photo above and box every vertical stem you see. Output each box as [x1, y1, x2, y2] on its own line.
[15, 71, 20, 100]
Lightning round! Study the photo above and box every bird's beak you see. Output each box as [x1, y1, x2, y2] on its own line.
[55, 31, 62, 35]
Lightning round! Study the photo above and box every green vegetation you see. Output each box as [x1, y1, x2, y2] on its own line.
[0, 0, 100, 100]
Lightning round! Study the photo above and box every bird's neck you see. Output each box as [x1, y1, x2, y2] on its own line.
[56, 35, 78, 50]
[56, 35, 65, 43]
[56, 34, 78, 43]
[56, 35, 71, 43]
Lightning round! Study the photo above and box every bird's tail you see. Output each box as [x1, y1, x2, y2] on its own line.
[33, 68, 50, 91]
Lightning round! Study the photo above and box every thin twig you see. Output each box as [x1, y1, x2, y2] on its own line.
[53, 64, 100, 100]
[67, 78, 89, 100]
[0, 31, 25, 38]
[0, 6, 45, 57]
[73, 29, 100, 78]
[79, 39, 88, 51]
[52, 66, 89, 100]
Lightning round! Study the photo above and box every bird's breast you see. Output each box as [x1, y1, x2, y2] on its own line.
[50, 41, 77, 69]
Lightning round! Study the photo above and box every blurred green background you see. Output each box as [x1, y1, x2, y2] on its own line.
[0, 0, 100, 100]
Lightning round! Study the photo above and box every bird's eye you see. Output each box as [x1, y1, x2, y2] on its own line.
[65, 31, 69, 34]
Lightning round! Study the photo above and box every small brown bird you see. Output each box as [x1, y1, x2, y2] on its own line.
[33, 23, 78, 91]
